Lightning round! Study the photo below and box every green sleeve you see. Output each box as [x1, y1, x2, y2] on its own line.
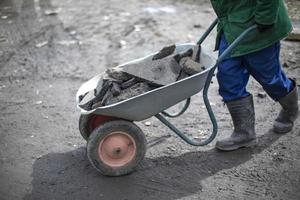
[255, 0, 280, 25]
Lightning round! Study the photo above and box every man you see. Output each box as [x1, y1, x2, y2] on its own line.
[210, 0, 299, 151]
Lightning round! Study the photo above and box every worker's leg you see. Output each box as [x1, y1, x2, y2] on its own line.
[216, 34, 256, 151]
[243, 42, 298, 133]
[243, 42, 292, 100]
[217, 34, 250, 102]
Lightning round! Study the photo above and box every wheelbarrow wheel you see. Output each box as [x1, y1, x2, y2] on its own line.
[79, 114, 116, 141]
[87, 120, 146, 176]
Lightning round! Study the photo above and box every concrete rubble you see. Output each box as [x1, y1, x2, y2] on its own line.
[79, 44, 205, 110]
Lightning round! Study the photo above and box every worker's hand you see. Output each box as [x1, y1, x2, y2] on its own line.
[256, 23, 274, 33]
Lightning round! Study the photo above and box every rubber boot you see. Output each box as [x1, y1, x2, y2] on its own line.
[216, 95, 256, 151]
[273, 80, 299, 134]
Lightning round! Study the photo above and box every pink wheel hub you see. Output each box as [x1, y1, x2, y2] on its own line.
[98, 132, 136, 167]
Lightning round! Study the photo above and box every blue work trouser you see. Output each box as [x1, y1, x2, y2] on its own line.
[217, 34, 292, 102]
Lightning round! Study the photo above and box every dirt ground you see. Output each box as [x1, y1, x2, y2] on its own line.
[0, 0, 300, 199]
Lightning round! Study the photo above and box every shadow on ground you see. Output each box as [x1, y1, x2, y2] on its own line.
[24, 130, 281, 200]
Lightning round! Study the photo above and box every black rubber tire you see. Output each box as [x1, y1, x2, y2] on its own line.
[79, 114, 93, 141]
[87, 120, 147, 176]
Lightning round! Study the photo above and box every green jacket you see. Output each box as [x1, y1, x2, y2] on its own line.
[210, 0, 292, 57]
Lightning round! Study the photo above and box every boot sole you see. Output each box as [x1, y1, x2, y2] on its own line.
[216, 139, 257, 152]
[273, 127, 292, 134]
[273, 124, 293, 134]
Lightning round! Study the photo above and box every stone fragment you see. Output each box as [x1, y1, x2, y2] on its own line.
[121, 56, 182, 86]
[174, 48, 193, 62]
[106, 82, 152, 105]
[106, 67, 131, 81]
[176, 70, 189, 81]
[111, 82, 121, 96]
[35, 41, 48, 48]
[152, 44, 176, 60]
[78, 90, 95, 110]
[101, 90, 113, 106]
[44, 8, 60, 16]
[145, 121, 151, 126]
[121, 78, 139, 89]
[180, 57, 204, 75]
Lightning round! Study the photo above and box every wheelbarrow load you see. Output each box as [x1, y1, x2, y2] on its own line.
[76, 19, 257, 176]
[78, 44, 205, 111]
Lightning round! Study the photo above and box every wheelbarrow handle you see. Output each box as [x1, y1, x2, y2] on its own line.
[197, 18, 219, 45]
[197, 18, 257, 61]
[155, 23, 258, 147]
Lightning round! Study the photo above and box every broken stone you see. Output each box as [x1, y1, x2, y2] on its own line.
[44, 8, 60, 16]
[176, 70, 189, 81]
[94, 80, 113, 101]
[145, 121, 151, 126]
[174, 48, 193, 62]
[106, 67, 131, 81]
[100, 89, 113, 106]
[152, 44, 176, 60]
[118, 40, 127, 48]
[111, 82, 121, 96]
[78, 90, 96, 110]
[121, 56, 182, 86]
[102, 73, 122, 83]
[80, 79, 114, 110]
[180, 57, 204, 75]
[95, 77, 104, 96]
[121, 78, 139, 89]
[106, 82, 152, 105]
[35, 41, 48, 48]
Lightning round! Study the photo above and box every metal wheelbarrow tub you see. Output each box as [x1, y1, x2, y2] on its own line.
[76, 43, 216, 121]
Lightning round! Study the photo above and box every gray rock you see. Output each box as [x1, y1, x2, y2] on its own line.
[106, 82, 152, 105]
[111, 82, 121, 96]
[180, 57, 204, 75]
[121, 56, 182, 86]
[78, 90, 96, 110]
[176, 70, 190, 81]
[106, 66, 131, 81]
[121, 78, 139, 89]
[152, 44, 176, 60]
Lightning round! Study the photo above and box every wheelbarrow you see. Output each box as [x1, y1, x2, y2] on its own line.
[76, 19, 257, 176]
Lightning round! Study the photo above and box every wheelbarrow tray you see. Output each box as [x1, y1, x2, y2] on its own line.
[76, 43, 216, 121]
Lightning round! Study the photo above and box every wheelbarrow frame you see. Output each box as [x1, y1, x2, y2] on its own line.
[77, 19, 258, 147]
[156, 19, 257, 146]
